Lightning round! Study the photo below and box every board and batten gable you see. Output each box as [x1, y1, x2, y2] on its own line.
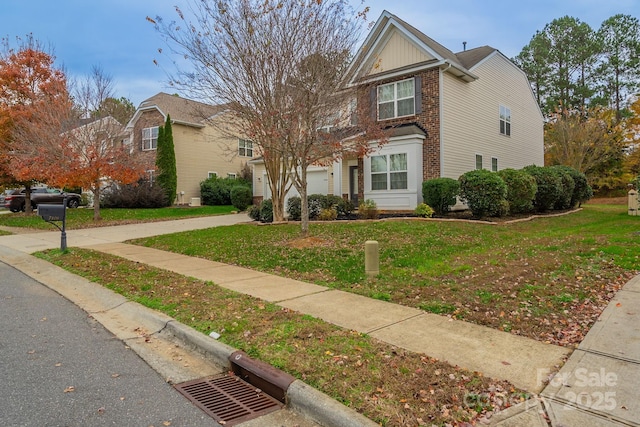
[440, 51, 544, 179]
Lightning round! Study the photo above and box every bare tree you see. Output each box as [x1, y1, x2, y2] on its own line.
[151, 0, 384, 233]
[67, 66, 148, 220]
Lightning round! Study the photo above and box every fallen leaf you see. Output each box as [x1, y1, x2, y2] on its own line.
[163, 422, 171, 426]
[616, 302, 622, 307]
[55, 363, 62, 367]
[97, 407, 105, 414]
[64, 386, 75, 393]
[502, 361, 511, 365]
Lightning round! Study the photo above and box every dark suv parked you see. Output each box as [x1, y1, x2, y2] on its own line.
[4, 188, 82, 212]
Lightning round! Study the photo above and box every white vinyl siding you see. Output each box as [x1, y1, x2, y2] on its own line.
[441, 53, 544, 180]
[378, 78, 415, 120]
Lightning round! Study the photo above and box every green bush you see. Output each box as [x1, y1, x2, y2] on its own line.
[497, 168, 537, 214]
[550, 166, 576, 210]
[552, 165, 593, 207]
[286, 196, 302, 221]
[358, 199, 379, 219]
[523, 165, 564, 212]
[307, 194, 325, 219]
[200, 177, 251, 206]
[230, 186, 253, 211]
[336, 198, 355, 218]
[422, 178, 459, 216]
[458, 170, 507, 217]
[415, 203, 434, 218]
[247, 204, 261, 221]
[259, 199, 273, 223]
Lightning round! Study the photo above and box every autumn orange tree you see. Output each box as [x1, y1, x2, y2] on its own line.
[0, 35, 74, 213]
[152, 0, 385, 234]
[66, 66, 148, 221]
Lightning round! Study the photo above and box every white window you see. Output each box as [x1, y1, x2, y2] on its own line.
[142, 126, 158, 150]
[146, 169, 155, 184]
[238, 139, 253, 157]
[227, 173, 237, 179]
[491, 157, 498, 172]
[371, 153, 408, 190]
[475, 154, 483, 170]
[208, 171, 217, 179]
[378, 78, 415, 120]
[500, 105, 511, 136]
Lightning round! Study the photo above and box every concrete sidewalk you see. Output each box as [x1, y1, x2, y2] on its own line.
[1, 214, 637, 426]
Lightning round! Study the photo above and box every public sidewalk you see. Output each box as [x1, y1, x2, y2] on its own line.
[0, 214, 638, 426]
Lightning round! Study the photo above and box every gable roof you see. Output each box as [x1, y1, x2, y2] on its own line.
[125, 92, 227, 130]
[344, 11, 499, 86]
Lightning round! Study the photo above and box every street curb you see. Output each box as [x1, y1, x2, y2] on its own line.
[0, 247, 377, 427]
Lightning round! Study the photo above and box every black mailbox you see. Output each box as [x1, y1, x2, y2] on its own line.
[38, 204, 66, 222]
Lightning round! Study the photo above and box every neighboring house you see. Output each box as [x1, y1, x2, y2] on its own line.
[125, 93, 252, 204]
[252, 10, 544, 210]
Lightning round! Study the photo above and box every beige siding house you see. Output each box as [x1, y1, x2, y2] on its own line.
[252, 10, 543, 211]
[125, 93, 253, 205]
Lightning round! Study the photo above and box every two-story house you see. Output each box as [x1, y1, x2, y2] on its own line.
[125, 92, 253, 205]
[251, 10, 544, 211]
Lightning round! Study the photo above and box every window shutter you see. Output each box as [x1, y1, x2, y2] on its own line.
[370, 86, 378, 120]
[414, 75, 422, 115]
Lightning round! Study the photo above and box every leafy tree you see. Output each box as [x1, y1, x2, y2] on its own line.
[151, 0, 386, 235]
[544, 107, 625, 180]
[516, 16, 601, 115]
[156, 114, 177, 206]
[0, 35, 73, 213]
[597, 15, 640, 121]
[98, 96, 136, 125]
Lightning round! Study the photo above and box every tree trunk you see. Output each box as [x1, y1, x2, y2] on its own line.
[300, 175, 309, 237]
[93, 186, 102, 221]
[24, 185, 33, 214]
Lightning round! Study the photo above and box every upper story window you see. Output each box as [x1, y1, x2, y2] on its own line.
[371, 153, 408, 190]
[142, 126, 158, 150]
[500, 105, 511, 136]
[475, 154, 483, 170]
[378, 78, 415, 120]
[238, 139, 253, 157]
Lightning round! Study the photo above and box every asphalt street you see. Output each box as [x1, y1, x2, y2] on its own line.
[0, 261, 217, 427]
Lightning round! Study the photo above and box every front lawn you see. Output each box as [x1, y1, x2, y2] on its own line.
[0, 205, 236, 230]
[129, 203, 639, 347]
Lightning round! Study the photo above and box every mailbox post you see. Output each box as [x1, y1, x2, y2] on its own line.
[37, 198, 67, 251]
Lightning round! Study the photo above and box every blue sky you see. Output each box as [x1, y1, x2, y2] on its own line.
[1, 0, 637, 107]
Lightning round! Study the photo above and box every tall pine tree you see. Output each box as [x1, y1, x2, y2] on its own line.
[155, 114, 177, 206]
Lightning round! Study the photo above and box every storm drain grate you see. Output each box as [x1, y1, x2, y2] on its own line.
[174, 375, 283, 426]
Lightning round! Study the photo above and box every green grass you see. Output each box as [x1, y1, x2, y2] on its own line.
[0, 205, 236, 230]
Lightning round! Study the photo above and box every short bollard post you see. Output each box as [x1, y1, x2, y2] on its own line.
[365, 240, 379, 278]
[629, 189, 638, 216]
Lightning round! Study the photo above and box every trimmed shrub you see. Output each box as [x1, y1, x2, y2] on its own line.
[307, 194, 325, 219]
[247, 204, 261, 221]
[550, 166, 576, 210]
[415, 203, 435, 218]
[336, 198, 355, 218]
[497, 168, 537, 214]
[422, 178, 459, 216]
[230, 186, 253, 211]
[523, 165, 564, 212]
[200, 177, 251, 206]
[101, 180, 168, 208]
[458, 169, 507, 217]
[259, 199, 273, 223]
[318, 207, 338, 221]
[358, 199, 379, 219]
[552, 165, 593, 207]
[286, 196, 302, 221]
